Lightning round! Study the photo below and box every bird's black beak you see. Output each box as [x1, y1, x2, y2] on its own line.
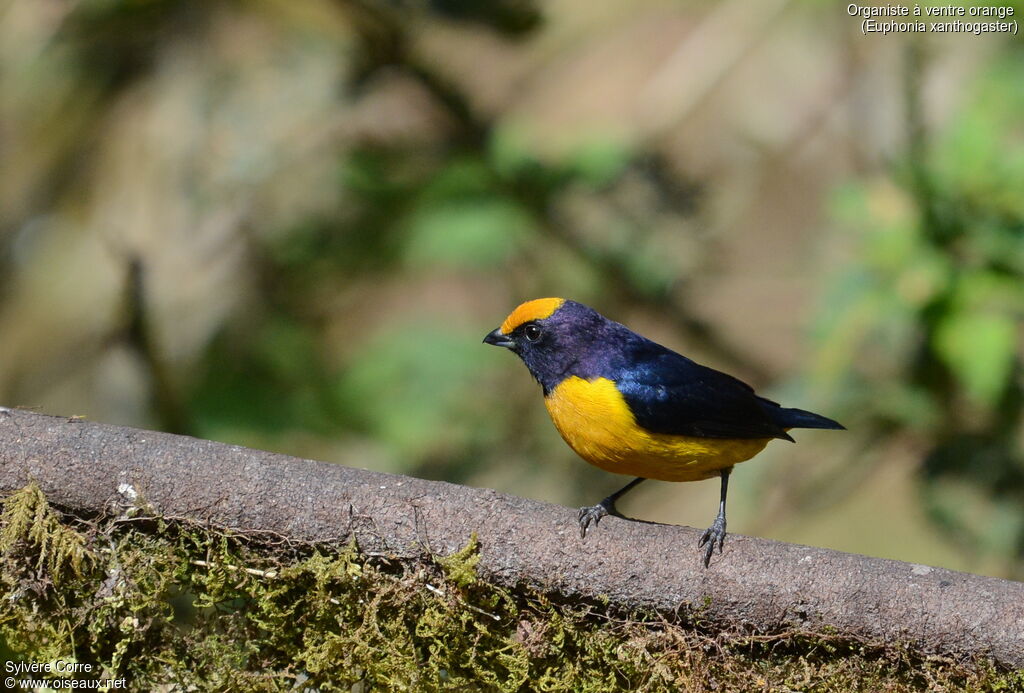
[483, 328, 514, 348]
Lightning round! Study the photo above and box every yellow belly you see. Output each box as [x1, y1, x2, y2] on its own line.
[544, 376, 772, 482]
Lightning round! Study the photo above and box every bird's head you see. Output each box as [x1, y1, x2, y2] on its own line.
[483, 298, 605, 393]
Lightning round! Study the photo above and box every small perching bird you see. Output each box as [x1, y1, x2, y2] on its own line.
[484, 298, 844, 567]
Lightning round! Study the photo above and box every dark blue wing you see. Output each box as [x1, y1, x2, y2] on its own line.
[609, 339, 792, 440]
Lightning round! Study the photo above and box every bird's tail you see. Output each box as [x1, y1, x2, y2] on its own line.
[761, 400, 845, 430]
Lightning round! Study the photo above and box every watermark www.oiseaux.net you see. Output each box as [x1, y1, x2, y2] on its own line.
[847, 3, 1018, 35]
[5, 660, 127, 690]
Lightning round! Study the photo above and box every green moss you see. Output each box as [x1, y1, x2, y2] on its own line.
[0, 483, 92, 583]
[437, 531, 480, 588]
[0, 485, 1019, 691]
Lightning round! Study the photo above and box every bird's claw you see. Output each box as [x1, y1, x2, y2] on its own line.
[577, 503, 610, 540]
[578, 496, 628, 539]
[698, 515, 727, 568]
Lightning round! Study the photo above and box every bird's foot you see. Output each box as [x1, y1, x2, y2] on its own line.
[577, 499, 620, 540]
[698, 515, 727, 568]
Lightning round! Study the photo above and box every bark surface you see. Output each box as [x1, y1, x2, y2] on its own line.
[1, 409, 1020, 667]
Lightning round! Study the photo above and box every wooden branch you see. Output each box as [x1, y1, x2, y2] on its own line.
[1, 409, 1021, 668]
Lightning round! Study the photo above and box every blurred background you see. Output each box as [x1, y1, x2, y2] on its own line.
[1, 0, 1022, 578]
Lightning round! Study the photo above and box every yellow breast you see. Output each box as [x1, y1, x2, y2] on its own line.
[543, 376, 772, 482]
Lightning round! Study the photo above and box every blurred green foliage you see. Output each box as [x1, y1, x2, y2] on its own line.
[814, 51, 1024, 566]
[336, 323, 495, 455]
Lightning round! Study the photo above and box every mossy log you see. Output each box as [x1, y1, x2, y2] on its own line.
[1, 409, 1022, 670]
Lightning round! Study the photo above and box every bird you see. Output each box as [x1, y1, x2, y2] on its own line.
[483, 297, 844, 567]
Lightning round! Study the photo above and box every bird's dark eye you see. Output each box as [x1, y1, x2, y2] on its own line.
[524, 324, 542, 342]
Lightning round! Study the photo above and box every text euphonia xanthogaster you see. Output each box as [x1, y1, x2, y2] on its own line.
[484, 298, 844, 567]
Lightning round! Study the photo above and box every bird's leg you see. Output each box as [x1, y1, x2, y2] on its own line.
[578, 477, 645, 539]
[698, 467, 732, 568]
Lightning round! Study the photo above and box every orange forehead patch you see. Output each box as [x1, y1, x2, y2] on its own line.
[500, 298, 565, 334]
